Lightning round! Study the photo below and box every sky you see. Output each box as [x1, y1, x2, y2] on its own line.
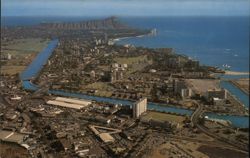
[1, 0, 249, 17]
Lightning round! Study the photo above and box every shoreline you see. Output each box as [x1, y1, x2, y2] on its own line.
[229, 80, 249, 96]
[112, 29, 249, 78]
[19, 39, 249, 128]
[113, 31, 151, 43]
[224, 71, 249, 76]
[113, 36, 131, 42]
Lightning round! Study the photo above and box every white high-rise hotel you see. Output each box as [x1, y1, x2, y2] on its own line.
[133, 98, 147, 118]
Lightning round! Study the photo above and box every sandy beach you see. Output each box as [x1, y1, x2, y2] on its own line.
[224, 71, 249, 75]
[113, 31, 152, 42]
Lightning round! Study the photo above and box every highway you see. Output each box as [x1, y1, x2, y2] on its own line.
[191, 102, 249, 152]
[168, 135, 248, 154]
[190, 101, 203, 127]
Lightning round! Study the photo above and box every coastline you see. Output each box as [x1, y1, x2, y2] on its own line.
[224, 71, 249, 76]
[113, 31, 151, 43]
[230, 80, 249, 96]
[113, 36, 131, 42]
[19, 39, 249, 128]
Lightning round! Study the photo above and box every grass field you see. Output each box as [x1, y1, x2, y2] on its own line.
[0, 143, 29, 158]
[143, 111, 186, 124]
[83, 82, 114, 97]
[186, 79, 220, 94]
[1, 38, 49, 75]
[114, 55, 152, 74]
[84, 82, 113, 90]
[1, 66, 27, 75]
[1, 38, 49, 56]
[150, 141, 209, 158]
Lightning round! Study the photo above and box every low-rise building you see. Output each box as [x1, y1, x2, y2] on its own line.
[174, 80, 193, 99]
[46, 97, 92, 110]
[212, 97, 225, 106]
[110, 63, 127, 82]
[0, 130, 28, 144]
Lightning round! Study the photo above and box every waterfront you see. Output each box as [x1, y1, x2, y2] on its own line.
[118, 16, 249, 72]
[2, 1, 249, 156]
[220, 80, 249, 108]
[20, 40, 249, 128]
[2, 16, 249, 72]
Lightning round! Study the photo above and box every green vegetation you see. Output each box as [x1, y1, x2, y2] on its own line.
[1, 65, 27, 75]
[0, 143, 29, 158]
[1, 38, 49, 75]
[114, 55, 152, 74]
[83, 82, 114, 97]
[85, 82, 114, 90]
[114, 55, 148, 65]
[1, 38, 49, 55]
[143, 111, 185, 124]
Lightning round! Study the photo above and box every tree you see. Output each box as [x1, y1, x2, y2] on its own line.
[150, 84, 159, 101]
[197, 117, 205, 125]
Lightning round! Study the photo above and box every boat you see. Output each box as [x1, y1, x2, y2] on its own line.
[222, 64, 231, 70]
[150, 28, 157, 36]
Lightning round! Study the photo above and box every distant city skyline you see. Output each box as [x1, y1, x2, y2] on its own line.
[2, 0, 249, 17]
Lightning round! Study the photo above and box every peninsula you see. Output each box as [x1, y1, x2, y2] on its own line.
[1, 17, 249, 158]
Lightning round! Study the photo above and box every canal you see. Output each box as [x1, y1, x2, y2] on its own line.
[20, 39, 249, 128]
[220, 80, 249, 108]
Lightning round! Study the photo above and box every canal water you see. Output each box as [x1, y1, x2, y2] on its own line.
[220, 80, 249, 108]
[20, 40, 249, 128]
[20, 39, 59, 80]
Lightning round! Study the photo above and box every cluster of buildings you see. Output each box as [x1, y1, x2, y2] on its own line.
[205, 88, 228, 106]
[110, 63, 128, 82]
[0, 53, 12, 60]
[0, 92, 151, 157]
[174, 79, 193, 99]
[166, 55, 200, 70]
[89, 125, 121, 143]
[1, 16, 248, 158]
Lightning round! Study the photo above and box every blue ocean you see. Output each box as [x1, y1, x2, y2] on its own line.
[2, 16, 249, 72]
[118, 17, 249, 72]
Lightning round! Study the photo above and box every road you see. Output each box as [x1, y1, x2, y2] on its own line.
[191, 102, 249, 152]
[167, 135, 249, 154]
[190, 101, 203, 127]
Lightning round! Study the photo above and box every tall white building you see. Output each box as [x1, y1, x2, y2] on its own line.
[133, 98, 147, 118]
[7, 53, 12, 60]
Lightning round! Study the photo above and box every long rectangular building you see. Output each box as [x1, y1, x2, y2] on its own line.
[46, 97, 92, 110]
[0, 130, 27, 144]
[55, 97, 92, 106]
[46, 100, 85, 110]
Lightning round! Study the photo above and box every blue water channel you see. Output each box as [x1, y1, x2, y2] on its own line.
[220, 81, 249, 108]
[20, 39, 59, 80]
[20, 39, 249, 128]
